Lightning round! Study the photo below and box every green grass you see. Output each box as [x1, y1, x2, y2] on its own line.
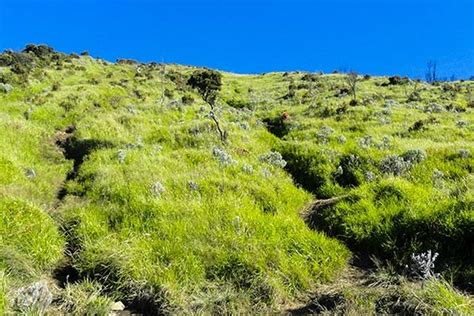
[60, 280, 113, 315]
[224, 71, 473, 280]
[0, 198, 64, 274]
[0, 271, 6, 314]
[0, 47, 472, 313]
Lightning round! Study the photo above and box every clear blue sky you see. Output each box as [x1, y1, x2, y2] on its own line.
[1, 0, 473, 78]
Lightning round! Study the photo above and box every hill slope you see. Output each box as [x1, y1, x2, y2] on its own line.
[0, 46, 473, 314]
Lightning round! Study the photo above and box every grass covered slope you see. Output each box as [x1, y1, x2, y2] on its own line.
[0, 45, 472, 314]
[0, 47, 349, 313]
[221, 71, 474, 283]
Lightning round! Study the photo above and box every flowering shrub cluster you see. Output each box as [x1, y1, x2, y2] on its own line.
[424, 103, 443, 113]
[365, 171, 375, 182]
[380, 149, 427, 176]
[409, 250, 439, 280]
[0, 82, 13, 93]
[459, 148, 470, 158]
[261, 168, 272, 178]
[384, 99, 397, 108]
[337, 135, 347, 144]
[13, 281, 52, 314]
[432, 169, 444, 185]
[402, 149, 427, 164]
[317, 125, 334, 144]
[25, 168, 36, 179]
[151, 181, 166, 196]
[212, 147, 236, 166]
[358, 135, 373, 149]
[380, 155, 411, 176]
[259, 151, 287, 168]
[188, 180, 199, 191]
[376, 136, 391, 150]
[242, 164, 254, 174]
[117, 149, 127, 164]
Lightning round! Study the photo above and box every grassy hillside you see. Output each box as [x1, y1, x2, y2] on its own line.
[0, 45, 472, 314]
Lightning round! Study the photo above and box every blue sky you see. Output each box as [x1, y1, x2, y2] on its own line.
[1, 0, 473, 78]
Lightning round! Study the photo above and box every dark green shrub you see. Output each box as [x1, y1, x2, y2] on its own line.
[0, 71, 14, 84]
[187, 69, 222, 106]
[410, 120, 425, 132]
[0, 50, 35, 78]
[408, 90, 422, 102]
[22, 44, 54, 58]
[116, 59, 139, 65]
[166, 70, 188, 90]
[52, 82, 61, 91]
[226, 97, 250, 109]
[335, 153, 373, 188]
[262, 115, 292, 138]
[385, 76, 409, 85]
[181, 94, 194, 105]
[282, 82, 297, 99]
[164, 88, 174, 99]
[301, 73, 319, 82]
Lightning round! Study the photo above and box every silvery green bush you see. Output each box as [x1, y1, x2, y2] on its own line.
[380, 155, 410, 176]
[13, 281, 52, 314]
[432, 169, 444, 182]
[378, 116, 391, 125]
[424, 103, 443, 113]
[317, 125, 334, 144]
[25, 168, 36, 179]
[151, 181, 166, 196]
[380, 149, 426, 176]
[212, 147, 236, 166]
[337, 135, 347, 144]
[456, 120, 468, 128]
[126, 136, 143, 149]
[239, 122, 250, 130]
[381, 107, 392, 116]
[358, 135, 373, 149]
[365, 171, 375, 182]
[384, 99, 397, 108]
[0, 82, 13, 93]
[402, 148, 427, 164]
[376, 136, 391, 150]
[188, 180, 199, 191]
[117, 149, 127, 164]
[242, 164, 254, 174]
[459, 148, 470, 158]
[259, 151, 287, 168]
[409, 250, 439, 280]
[261, 168, 272, 178]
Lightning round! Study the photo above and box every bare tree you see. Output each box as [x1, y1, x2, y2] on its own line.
[425, 60, 437, 83]
[346, 71, 359, 102]
[188, 70, 227, 142]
